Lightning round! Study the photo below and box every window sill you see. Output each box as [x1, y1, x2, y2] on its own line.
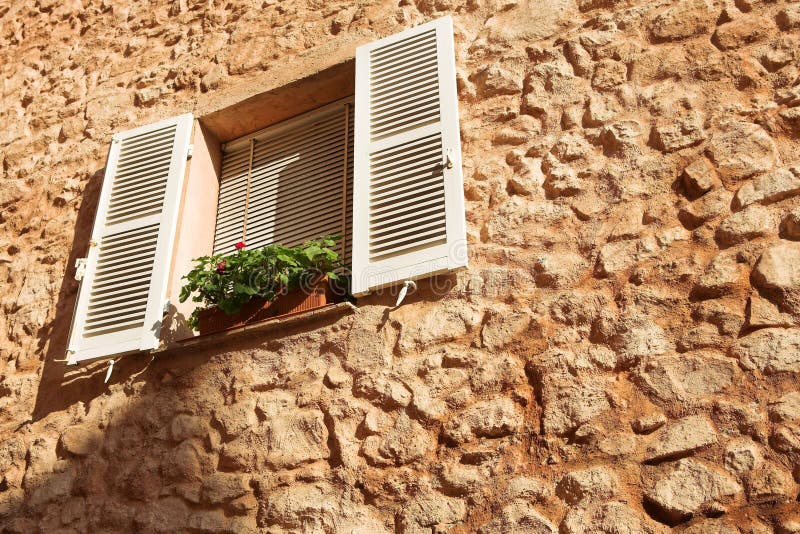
[155, 301, 356, 353]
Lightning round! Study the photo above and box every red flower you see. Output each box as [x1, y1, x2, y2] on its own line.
[234, 241, 246, 250]
[216, 260, 227, 273]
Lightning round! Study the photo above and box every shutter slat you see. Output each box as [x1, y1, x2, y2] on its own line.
[215, 161, 343, 234]
[67, 114, 193, 363]
[371, 95, 440, 128]
[370, 68, 439, 100]
[95, 244, 159, 271]
[246, 183, 344, 230]
[248, 168, 345, 207]
[244, 190, 344, 239]
[108, 181, 168, 207]
[91, 256, 157, 281]
[108, 186, 167, 207]
[372, 188, 445, 218]
[109, 174, 169, 199]
[106, 200, 166, 224]
[371, 84, 441, 115]
[118, 126, 176, 152]
[371, 34, 437, 66]
[371, 60, 439, 91]
[372, 173, 443, 203]
[372, 226, 446, 255]
[371, 234, 447, 260]
[371, 180, 444, 210]
[97, 226, 160, 252]
[118, 143, 174, 165]
[115, 151, 173, 176]
[250, 119, 343, 160]
[352, 17, 466, 295]
[113, 163, 171, 183]
[371, 110, 439, 140]
[85, 299, 149, 321]
[372, 208, 444, 233]
[371, 44, 438, 78]
[372, 149, 441, 182]
[249, 218, 344, 249]
[371, 157, 442, 191]
[248, 211, 343, 248]
[370, 29, 436, 62]
[86, 299, 150, 323]
[83, 316, 147, 336]
[372, 213, 446, 241]
[245, 151, 343, 199]
[89, 280, 151, 301]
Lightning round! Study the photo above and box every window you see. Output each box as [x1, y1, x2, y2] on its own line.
[66, 16, 467, 365]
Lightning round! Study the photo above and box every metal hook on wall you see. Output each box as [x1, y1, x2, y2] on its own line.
[394, 280, 417, 307]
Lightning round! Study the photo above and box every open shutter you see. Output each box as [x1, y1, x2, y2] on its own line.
[352, 16, 467, 296]
[67, 114, 193, 364]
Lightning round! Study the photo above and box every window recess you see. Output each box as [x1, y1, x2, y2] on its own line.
[213, 98, 354, 264]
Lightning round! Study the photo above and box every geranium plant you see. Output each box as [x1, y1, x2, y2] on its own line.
[179, 235, 344, 329]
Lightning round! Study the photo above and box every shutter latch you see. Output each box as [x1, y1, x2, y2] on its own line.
[74, 258, 88, 281]
[394, 280, 417, 307]
[105, 358, 117, 384]
[444, 149, 454, 169]
[187, 144, 194, 159]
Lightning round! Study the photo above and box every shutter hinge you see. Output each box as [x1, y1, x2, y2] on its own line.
[53, 350, 73, 363]
[187, 144, 194, 159]
[163, 299, 171, 315]
[89, 239, 98, 247]
[74, 258, 88, 281]
[444, 148, 454, 169]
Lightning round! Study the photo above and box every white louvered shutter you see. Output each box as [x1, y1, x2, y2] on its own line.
[214, 100, 353, 263]
[67, 114, 193, 364]
[352, 16, 467, 296]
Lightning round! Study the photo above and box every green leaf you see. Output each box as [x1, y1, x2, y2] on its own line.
[303, 246, 322, 260]
[233, 283, 257, 296]
[180, 234, 348, 317]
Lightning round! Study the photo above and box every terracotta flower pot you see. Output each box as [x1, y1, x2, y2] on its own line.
[196, 276, 334, 335]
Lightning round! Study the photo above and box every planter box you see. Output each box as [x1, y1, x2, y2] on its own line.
[196, 277, 334, 335]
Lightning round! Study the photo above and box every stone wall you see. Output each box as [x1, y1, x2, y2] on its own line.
[2, 0, 800, 531]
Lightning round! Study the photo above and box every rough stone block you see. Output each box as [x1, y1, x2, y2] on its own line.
[645, 459, 742, 522]
[644, 415, 717, 462]
[732, 328, 800, 374]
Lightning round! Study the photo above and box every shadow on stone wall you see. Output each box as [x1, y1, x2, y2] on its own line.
[30, 167, 107, 422]
[2, 268, 466, 530]
[12, 153, 464, 530]
[5, 306, 360, 532]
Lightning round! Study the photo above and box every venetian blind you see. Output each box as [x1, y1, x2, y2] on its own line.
[213, 100, 353, 263]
